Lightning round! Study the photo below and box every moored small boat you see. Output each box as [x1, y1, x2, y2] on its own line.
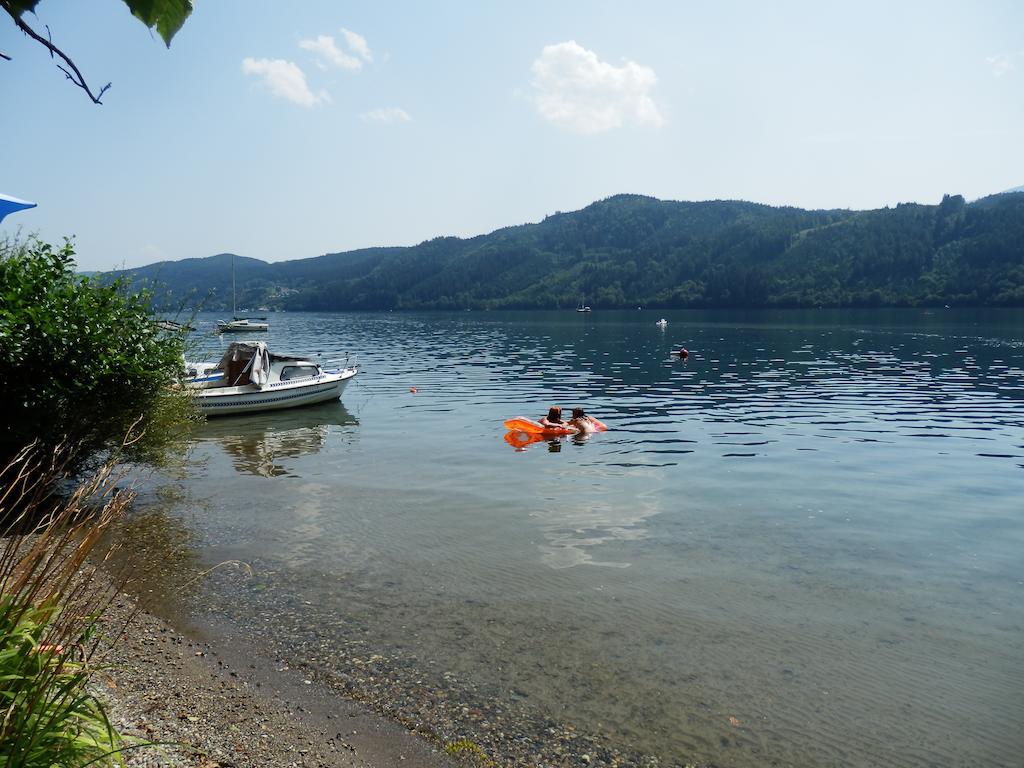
[186, 341, 357, 416]
[215, 254, 270, 333]
[216, 318, 268, 333]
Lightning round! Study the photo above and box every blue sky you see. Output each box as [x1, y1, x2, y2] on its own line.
[2, 0, 1021, 270]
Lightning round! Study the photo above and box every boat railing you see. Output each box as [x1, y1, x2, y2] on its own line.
[319, 352, 357, 371]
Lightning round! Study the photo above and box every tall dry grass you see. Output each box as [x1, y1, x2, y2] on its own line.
[0, 443, 135, 768]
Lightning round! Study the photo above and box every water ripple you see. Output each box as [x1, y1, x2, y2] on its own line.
[177, 309, 1024, 768]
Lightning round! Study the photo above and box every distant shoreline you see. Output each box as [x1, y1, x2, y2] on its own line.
[110, 192, 1024, 313]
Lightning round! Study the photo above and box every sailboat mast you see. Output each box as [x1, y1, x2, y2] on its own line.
[231, 254, 236, 318]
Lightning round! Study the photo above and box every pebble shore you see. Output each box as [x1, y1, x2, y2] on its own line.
[97, 595, 458, 768]
[97, 591, 714, 768]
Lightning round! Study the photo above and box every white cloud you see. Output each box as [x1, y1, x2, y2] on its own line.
[246, 27, 372, 108]
[299, 35, 362, 71]
[299, 28, 372, 71]
[530, 41, 665, 134]
[241, 57, 328, 107]
[360, 107, 412, 124]
[340, 28, 373, 63]
[986, 52, 1023, 77]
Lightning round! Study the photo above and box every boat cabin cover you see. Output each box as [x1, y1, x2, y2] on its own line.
[215, 341, 313, 387]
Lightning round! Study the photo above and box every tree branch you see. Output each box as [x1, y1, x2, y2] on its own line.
[1, 2, 110, 104]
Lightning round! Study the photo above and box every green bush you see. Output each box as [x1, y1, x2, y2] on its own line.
[0, 236, 199, 474]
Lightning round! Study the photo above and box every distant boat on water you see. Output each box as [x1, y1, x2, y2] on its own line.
[576, 298, 592, 313]
[217, 318, 268, 333]
[216, 255, 268, 333]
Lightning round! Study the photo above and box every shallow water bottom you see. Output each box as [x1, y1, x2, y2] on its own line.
[137, 309, 1024, 767]
[132, 478, 1023, 768]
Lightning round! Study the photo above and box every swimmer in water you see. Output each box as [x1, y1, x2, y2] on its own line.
[540, 406, 566, 429]
[568, 407, 598, 433]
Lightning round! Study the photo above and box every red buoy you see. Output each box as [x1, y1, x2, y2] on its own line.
[677, 348, 689, 359]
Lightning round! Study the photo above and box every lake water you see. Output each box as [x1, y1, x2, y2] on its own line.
[143, 309, 1024, 767]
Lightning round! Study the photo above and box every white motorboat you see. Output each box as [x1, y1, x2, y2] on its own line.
[186, 341, 357, 416]
[656, 318, 668, 327]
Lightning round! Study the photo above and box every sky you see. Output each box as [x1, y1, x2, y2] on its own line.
[1, 0, 1022, 271]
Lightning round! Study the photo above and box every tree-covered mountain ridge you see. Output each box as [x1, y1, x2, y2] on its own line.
[115, 192, 1024, 310]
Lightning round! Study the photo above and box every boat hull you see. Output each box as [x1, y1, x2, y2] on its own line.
[217, 322, 268, 333]
[197, 370, 356, 416]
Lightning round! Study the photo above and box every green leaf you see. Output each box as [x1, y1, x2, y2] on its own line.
[121, 0, 193, 47]
[4, 0, 42, 17]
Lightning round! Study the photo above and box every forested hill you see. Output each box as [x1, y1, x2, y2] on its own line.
[114, 192, 1024, 310]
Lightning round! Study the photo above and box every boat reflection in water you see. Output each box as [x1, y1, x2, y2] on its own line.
[194, 401, 359, 478]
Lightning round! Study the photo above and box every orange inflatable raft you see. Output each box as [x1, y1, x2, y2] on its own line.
[502, 416, 608, 435]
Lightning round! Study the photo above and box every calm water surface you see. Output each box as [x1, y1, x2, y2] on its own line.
[153, 309, 1023, 767]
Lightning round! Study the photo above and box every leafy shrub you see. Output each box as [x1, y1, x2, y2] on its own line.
[0, 236, 199, 474]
